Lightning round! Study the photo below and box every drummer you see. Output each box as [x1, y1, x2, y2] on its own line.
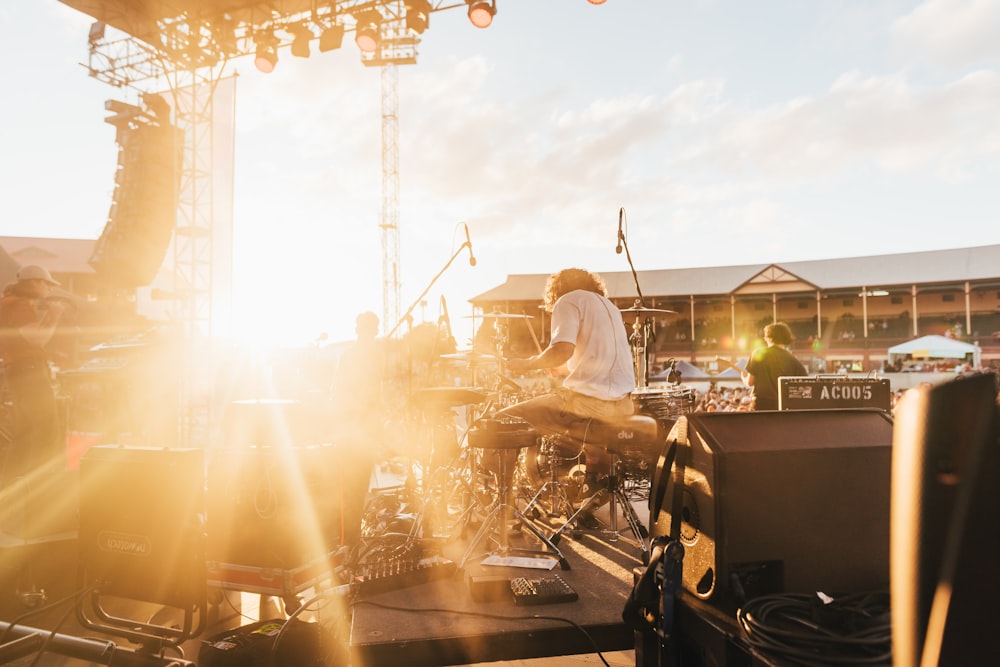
[501, 268, 636, 512]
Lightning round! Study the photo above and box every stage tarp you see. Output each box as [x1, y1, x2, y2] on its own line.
[887, 334, 980, 367]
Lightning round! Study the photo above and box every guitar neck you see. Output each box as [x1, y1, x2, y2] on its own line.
[716, 356, 743, 373]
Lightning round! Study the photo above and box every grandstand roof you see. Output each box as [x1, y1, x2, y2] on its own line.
[472, 244, 1000, 303]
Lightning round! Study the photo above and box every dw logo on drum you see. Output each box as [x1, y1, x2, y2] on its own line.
[616, 429, 635, 440]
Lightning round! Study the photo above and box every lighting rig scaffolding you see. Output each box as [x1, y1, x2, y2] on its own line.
[64, 0, 465, 446]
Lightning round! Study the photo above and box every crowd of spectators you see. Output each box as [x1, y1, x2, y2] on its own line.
[676, 366, 999, 415]
[688, 384, 755, 412]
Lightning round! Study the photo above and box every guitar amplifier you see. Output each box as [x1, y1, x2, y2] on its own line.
[778, 376, 891, 412]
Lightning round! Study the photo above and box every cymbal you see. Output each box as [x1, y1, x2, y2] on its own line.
[465, 312, 535, 319]
[412, 386, 489, 409]
[440, 351, 500, 364]
[620, 306, 677, 314]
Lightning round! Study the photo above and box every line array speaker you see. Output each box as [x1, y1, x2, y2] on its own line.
[89, 120, 182, 287]
[650, 409, 893, 601]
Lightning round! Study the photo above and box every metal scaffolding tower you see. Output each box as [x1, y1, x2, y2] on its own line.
[62, 0, 441, 444]
[381, 63, 401, 334]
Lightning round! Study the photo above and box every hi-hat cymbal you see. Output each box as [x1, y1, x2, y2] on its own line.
[440, 351, 500, 364]
[620, 306, 677, 314]
[464, 312, 535, 319]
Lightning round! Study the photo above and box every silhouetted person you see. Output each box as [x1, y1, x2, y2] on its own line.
[741, 321, 808, 410]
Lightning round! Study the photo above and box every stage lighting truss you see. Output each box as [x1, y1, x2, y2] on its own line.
[466, 0, 496, 29]
[79, 1, 459, 87]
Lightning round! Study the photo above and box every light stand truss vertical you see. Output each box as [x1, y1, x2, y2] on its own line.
[165, 67, 219, 448]
[381, 62, 401, 335]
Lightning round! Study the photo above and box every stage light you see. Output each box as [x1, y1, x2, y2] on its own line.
[406, 0, 432, 34]
[88, 21, 105, 45]
[466, 0, 496, 29]
[255, 44, 277, 73]
[354, 10, 382, 53]
[588, 0, 607, 5]
[289, 23, 313, 58]
[319, 24, 345, 52]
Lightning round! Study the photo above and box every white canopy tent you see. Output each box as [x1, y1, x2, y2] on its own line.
[887, 335, 981, 368]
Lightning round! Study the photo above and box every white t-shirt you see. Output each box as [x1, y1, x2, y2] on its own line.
[549, 289, 636, 400]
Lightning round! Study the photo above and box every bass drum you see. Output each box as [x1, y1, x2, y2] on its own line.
[520, 436, 588, 504]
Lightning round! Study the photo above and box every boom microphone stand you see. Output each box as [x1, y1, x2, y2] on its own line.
[616, 208, 662, 389]
[387, 225, 475, 339]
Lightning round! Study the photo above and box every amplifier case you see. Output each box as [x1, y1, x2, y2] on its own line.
[651, 409, 893, 600]
[78, 445, 206, 608]
[206, 445, 345, 570]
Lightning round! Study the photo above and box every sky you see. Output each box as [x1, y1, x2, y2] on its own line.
[2, 0, 1000, 347]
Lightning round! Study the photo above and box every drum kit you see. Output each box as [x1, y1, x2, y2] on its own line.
[358, 302, 695, 567]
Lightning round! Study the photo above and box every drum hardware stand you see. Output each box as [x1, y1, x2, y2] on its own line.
[521, 436, 578, 522]
[459, 427, 570, 572]
[547, 446, 651, 563]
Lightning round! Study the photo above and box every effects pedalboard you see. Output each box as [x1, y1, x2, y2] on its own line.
[510, 574, 579, 606]
[468, 573, 579, 605]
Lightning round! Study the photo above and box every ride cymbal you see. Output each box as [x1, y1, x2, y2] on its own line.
[620, 306, 677, 314]
[464, 312, 535, 319]
[440, 351, 500, 364]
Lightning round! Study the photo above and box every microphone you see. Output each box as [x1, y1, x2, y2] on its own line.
[615, 208, 623, 254]
[464, 223, 477, 266]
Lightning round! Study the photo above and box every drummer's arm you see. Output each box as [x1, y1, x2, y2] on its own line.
[507, 342, 574, 373]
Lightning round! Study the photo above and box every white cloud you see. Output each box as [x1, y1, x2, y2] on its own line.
[893, 0, 1000, 68]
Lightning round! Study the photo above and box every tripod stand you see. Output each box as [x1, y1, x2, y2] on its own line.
[459, 422, 570, 571]
[521, 436, 582, 522]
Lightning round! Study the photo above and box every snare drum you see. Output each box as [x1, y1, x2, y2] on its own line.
[621, 385, 697, 481]
[632, 385, 696, 428]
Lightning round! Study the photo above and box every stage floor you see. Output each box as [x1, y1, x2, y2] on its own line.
[0, 486, 651, 667]
[349, 515, 647, 666]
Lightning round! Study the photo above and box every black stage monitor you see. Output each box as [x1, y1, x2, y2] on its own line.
[890, 372, 1000, 667]
[650, 409, 893, 601]
[779, 375, 892, 412]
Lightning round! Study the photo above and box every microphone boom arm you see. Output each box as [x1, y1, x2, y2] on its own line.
[387, 240, 472, 339]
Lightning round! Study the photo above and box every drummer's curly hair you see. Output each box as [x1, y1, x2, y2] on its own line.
[543, 268, 607, 311]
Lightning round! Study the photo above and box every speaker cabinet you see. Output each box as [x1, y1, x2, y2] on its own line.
[650, 409, 893, 601]
[78, 446, 206, 609]
[890, 373, 1000, 667]
[206, 445, 345, 570]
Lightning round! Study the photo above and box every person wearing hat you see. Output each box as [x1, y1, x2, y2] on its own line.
[0, 264, 68, 483]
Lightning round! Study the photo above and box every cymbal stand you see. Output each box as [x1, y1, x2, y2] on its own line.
[626, 299, 656, 390]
